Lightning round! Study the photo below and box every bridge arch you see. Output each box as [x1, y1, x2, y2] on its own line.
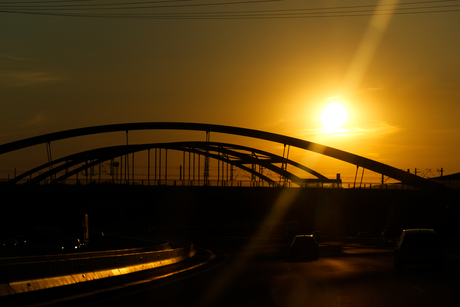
[0, 122, 448, 190]
[8, 142, 335, 186]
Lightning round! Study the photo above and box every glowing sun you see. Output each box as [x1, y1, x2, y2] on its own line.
[320, 103, 348, 129]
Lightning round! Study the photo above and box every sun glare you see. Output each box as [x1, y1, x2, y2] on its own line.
[320, 103, 348, 130]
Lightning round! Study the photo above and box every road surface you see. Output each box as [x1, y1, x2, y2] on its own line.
[3, 237, 460, 307]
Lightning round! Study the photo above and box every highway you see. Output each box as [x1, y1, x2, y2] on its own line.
[3, 236, 460, 307]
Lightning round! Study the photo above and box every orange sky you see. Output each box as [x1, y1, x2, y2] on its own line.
[1, 0, 460, 183]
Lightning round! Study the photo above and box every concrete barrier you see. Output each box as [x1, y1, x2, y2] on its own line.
[0, 242, 195, 296]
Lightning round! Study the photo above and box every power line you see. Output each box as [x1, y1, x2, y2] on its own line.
[1, 0, 460, 19]
[0, 0, 280, 10]
[1, 0, 456, 9]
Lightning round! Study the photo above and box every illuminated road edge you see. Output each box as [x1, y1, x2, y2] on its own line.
[0, 244, 196, 296]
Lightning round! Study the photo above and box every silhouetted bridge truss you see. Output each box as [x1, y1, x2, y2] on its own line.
[0, 122, 448, 191]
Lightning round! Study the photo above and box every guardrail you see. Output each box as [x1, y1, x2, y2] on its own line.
[0, 178, 421, 189]
[0, 243, 171, 266]
[0, 242, 195, 296]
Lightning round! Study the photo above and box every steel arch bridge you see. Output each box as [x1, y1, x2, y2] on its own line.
[0, 122, 446, 190]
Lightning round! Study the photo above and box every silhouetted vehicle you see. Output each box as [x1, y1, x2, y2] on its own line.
[2, 238, 18, 249]
[15, 235, 27, 247]
[394, 229, 443, 270]
[311, 231, 322, 238]
[311, 231, 322, 243]
[287, 235, 319, 261]
[60, 238, 82, 252]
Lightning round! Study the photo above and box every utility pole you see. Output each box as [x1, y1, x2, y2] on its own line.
[204, 131, 210, 186]
[438, 168, 444, 177]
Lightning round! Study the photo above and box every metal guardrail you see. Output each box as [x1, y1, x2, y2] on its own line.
[0, 243, 171, 266]
[0, 242, 195, 296]
[0, 178, 421, 189]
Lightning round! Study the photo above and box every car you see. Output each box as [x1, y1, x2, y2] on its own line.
[15, 235, 27, 247]
[394, 229, 443, 270]
[287, 235, 319, 261]
[311, 231, 322, 238]
[2, 238, 18, 249]
[61, 238, 82, 252]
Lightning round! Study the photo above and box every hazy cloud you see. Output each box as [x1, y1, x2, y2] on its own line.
[299, 120, 401, 141]
[0, 70, 64, 86]
[0, 112, 49, 141]
[20, 112, 48, 129]
[0, 54, 32, 61]
[348, 120, 401, 138]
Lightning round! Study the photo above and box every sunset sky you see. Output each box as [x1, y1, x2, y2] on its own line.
[1, 0, 460, 183]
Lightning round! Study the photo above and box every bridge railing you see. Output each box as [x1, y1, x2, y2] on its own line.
[1, 178, 420, 190]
